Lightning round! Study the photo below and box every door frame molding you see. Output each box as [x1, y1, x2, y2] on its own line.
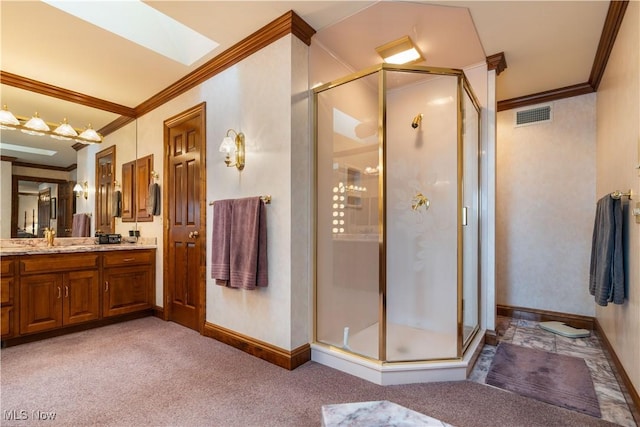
[162, 102, 207, 334]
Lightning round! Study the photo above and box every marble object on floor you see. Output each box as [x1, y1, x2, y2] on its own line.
[321, 400, 452, 427]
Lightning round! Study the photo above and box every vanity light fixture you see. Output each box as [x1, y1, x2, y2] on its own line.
[218, 129, 245, 171]
[22, 112, 50, 136]
[0, 105, 20, 129]
[73, 181, 89, 200]
[0, 105, 103, 143]
[375, 36, 424, 65]
[52, 118, 78, 140]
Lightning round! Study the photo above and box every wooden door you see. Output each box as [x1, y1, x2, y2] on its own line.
[57, 182, 74, 237]
[37, 188, 51, 237]
[95, 146, 115, 234]
[63, 269, 100, 325]
[164, 103, 206, 332]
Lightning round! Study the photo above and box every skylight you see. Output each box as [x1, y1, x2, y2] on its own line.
[0, 143, 57, 157]
[42, 0, 219, 66]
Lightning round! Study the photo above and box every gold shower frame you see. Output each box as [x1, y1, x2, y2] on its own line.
[312, 63, 481, 365]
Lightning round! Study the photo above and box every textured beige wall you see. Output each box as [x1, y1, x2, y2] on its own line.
[595, 0, 639, 397]
[496, 93, 596, 316]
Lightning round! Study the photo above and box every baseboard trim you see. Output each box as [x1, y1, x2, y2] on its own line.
[153, 306, 164, 320]
[595, 319, 640, 423]
[203, 322, 310, 370]
[1, 310, 153, 347]
[496, 304, 594, 330]
[484, 330, 498, 346]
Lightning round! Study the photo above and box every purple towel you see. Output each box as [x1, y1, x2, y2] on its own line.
[211, 199, 233, 286]
[71, 213, 91, 237]
[229, 197, 268, 290]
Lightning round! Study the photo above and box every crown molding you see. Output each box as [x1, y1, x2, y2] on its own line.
[497, 82, 594, 112]
[589, 0, 629, 90]
[134, 10, 316, 117]
[486, 52, 507, 76]
[0, 71, 136, 117]
[97, 115, 136, 137]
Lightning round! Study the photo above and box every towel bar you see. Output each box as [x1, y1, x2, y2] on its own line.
[610, 190, 632, 200]
[209, 195, 271, 206]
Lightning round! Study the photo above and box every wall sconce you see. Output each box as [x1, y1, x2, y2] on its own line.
[73, 181, 88, 200]
[219, 129, 245, 170]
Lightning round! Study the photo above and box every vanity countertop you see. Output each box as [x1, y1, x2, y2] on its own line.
[0, 237, 157, 256]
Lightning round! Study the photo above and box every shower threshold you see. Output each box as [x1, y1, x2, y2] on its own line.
[311, 327, 485, 386]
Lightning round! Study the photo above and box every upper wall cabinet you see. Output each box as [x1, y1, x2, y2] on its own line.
[122, 154, 154, 223]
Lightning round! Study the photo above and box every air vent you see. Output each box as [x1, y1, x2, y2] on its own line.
[515, 105, 552, 127]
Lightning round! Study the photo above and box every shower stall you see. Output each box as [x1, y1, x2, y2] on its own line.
[312, 64, 482, 385]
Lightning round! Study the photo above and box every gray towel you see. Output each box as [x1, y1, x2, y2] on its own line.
[589, 195, 625, 306]
[146, 183, 161, 216]
[112, 191, 122, 217]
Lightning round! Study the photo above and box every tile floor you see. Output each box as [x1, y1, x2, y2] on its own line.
[469, 316, 637, 427]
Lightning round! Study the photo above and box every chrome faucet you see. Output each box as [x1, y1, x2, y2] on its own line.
[44, 227, 56, 247]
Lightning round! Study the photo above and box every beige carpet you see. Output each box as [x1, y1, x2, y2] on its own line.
[1, 317, 617, 427]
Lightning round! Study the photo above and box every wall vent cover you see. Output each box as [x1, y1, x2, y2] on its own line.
[515, 105, 552, 127]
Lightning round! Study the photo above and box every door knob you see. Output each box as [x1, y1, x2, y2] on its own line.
[189, 231, 200, 238]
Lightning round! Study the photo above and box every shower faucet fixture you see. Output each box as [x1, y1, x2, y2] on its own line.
[411, 113, 423, 129]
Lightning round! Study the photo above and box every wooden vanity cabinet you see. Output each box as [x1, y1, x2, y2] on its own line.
[1, 257, 16, 339]
[102, 250, 154, 317]
[19, 253, 100, 335]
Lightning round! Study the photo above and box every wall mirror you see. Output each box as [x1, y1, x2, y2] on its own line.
[0, 83, 137, 239]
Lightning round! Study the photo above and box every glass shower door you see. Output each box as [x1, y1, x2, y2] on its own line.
[385, 70, 459, 361]
[315, 72, 381, 360]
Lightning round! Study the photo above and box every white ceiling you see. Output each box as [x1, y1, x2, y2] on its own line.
[0, 0, 611, 167]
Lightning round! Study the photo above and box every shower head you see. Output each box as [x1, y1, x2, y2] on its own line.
[411, 113, 423, 129]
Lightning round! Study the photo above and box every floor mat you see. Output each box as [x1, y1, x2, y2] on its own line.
[486, 342, 601, 417]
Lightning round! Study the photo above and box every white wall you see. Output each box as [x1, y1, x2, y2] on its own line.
[496, 94, 596, 316]
[0, 160, 12, 238]
[135, 35, 309, 351]
[595, 0, 639, 396]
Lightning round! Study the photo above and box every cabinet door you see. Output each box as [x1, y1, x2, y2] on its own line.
[103, 266, 152, 317]
[121, 160, 135, 222]
[20, 273, 63, 334]
[135, 154, 153, 222]
[1, 273, 15, 338]
[63, 270, 100, 325]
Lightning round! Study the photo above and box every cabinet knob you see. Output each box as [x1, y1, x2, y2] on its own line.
[189, 231, 200, 239]
[64, 286, 69, 298]
[57, 286, 61, 299]
[104, 281, 109, 292]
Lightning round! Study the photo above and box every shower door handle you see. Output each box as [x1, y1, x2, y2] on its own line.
[462, 206, 468, 226]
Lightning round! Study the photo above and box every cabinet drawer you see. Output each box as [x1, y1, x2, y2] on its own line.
[1, 257, 14, 275]
[20, 253, 99, 274]
[103, 250, 153, 267]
